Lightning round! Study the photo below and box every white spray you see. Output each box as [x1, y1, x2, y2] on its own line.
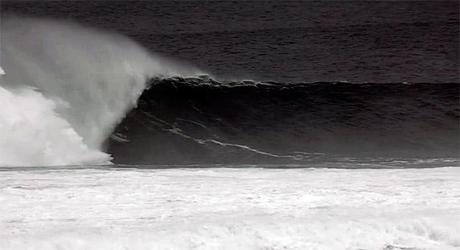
[0, 16, 198, 166]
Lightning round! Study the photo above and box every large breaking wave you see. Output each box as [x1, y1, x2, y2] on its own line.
[0, 17, 458, 167]
[0, 17, 198, 166]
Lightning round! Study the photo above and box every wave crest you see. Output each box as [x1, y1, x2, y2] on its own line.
[0, 16, 199, 166]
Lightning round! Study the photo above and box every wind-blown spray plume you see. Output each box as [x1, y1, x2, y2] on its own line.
[0, 16, 198, 166]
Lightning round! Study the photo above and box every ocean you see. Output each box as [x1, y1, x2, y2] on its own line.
[0, 1, 459, 249]
[3, 0, 459, 83]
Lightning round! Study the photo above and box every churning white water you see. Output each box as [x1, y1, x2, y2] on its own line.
[0, 167, 459, 250]
[0, 16, 198, 166]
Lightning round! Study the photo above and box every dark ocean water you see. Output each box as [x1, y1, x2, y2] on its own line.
[3, 1, 459, 83]
[109, 77, 459, 164]
[2, 1, 459, 164]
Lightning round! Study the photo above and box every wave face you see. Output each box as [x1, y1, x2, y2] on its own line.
[0, 17, 458, 167]
[0, 17, 197, 166]
[109, 77, 460, 164]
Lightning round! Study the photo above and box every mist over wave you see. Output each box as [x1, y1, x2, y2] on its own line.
[0, 16, 199, 166]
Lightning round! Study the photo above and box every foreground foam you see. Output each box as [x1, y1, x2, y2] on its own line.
[0, 167, 459, 249]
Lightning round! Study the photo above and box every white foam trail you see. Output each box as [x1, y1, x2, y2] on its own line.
[0, 16, 199, 166]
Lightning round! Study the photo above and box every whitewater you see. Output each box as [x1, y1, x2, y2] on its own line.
[0, 167, 459, 250]
[0, 16, 198, 166]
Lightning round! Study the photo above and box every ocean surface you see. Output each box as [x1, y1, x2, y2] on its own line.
[3, 1, 459, 83]
[2, 0, 459, 165]
[0, 1, 459, 249]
